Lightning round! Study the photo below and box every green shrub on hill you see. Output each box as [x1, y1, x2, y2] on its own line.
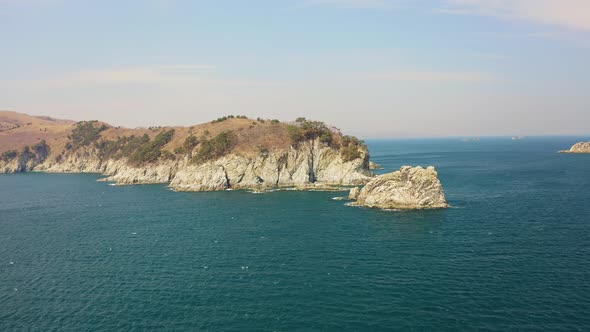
[340, 135, 365, 162]
[287, 118, 333, 146]
[174, 135, 199, 155]
[128, 129, 175, 166]
[192, 131, 236, 163]
[70, 121, 108, 149]
[32, 140, 50, 159]
[211, 115, 247, 123]
[1, 150, 18, 162]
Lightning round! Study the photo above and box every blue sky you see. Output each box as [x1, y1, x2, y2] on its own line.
[1, 0, 589, 137]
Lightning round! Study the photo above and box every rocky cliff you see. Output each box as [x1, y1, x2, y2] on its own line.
[560, 142, 590, 154]
[0, 113, 373, 191]
[349, 166, 448, 210]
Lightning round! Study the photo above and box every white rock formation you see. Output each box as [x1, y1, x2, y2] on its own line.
[2, 139, 373, 191]
[350, 166, 448, 210]
[560, 142, 590, 154]
[348, 187, 360, 200]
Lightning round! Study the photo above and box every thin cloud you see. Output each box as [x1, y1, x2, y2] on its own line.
[7, 65, 278, 90]
[441, 0, 590, 31]
[364, 70, 495, 83]
[36, 65, 217, 87]
[301, 0, 406, 10]
[471, 52, 510, 60]
[159, 64, 217, 70]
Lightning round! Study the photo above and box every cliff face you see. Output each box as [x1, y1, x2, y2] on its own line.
[25, 139, 370, 191]
[0, 114, 373, 191]
[170, 140, 371, 191]
[560, 142, 590, 154]
[349, 166, 448, 210]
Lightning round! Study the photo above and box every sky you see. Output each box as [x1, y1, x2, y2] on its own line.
[1, 0, 589, 138]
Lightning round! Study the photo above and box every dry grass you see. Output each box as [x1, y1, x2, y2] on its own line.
[0, 111, 74, 153]
[1, 112, 344, 159]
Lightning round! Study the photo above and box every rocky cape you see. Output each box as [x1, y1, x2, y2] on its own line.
[0, 113, 372, 191]
[560, 142, 590, 154]
[348, 166, 448, 210]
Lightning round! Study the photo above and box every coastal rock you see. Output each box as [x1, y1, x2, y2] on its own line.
[9, 138, 373, 191]
[560, 142, 590, 154]
[351, 166, 448, 210]
[169, 140, 372, 191]
[348, 187, 360, 200]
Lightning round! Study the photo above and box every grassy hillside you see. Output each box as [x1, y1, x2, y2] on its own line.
[0, 111, 75, 153]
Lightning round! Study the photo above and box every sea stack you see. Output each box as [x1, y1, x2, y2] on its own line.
[560, 142, 590, 154]
[349, 166, 448, 210]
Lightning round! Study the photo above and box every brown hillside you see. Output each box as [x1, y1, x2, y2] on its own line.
[0, 111, 74, 152]
[0, 112, 310, 158]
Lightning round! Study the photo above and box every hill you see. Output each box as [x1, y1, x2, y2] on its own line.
[0, 112, 372, 191]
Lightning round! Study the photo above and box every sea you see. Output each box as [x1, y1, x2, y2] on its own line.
[1, 137, 589, 331]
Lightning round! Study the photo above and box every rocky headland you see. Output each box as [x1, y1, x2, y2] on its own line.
[0, 112, 372, 191]
[560, 142, 590, 154]
[348, 166, 448, 210]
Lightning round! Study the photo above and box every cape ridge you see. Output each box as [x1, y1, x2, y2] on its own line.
[0, 111, 372, 191]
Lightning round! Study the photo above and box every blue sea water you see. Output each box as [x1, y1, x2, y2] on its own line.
[1, 137, 589, 331]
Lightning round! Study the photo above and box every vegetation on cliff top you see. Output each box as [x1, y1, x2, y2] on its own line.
[192, 131, 237, 163]
[1, 112, 368, 168]
[0, 140, 51, 171]
[287, 117, 365, 162]
[68, 121, 108, 150]
[1, 150, 18, 162]
[127, 129, 176, 166]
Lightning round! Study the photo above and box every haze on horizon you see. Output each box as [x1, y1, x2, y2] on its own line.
[1, 0, 589, 138]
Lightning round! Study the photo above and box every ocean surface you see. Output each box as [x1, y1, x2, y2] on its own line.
[1, 137, 589, 331]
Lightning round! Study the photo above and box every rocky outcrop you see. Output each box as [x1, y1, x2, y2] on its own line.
[1, 142, 50, 173]
[349, 166, 448, 210]
[560, 142, 590, 154]
[169, 140, 372, 191]
[348, 187, 360, 200]
[369, 161, 383, 170]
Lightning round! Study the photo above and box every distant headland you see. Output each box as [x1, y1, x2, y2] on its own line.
[560, 142, 590, 154]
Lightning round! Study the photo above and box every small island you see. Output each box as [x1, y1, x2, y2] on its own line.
[348, 166, 448, 210]
[560, 142, 590, 154]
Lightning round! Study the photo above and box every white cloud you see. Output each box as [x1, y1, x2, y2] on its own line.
[33, 65, 218, 88]
[441, 0, 590, 31]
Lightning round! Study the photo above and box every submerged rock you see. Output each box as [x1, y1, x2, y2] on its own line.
[369, 161, 383, 170]
[560, 142, 590, 154]
[350, 166, 448, 210]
